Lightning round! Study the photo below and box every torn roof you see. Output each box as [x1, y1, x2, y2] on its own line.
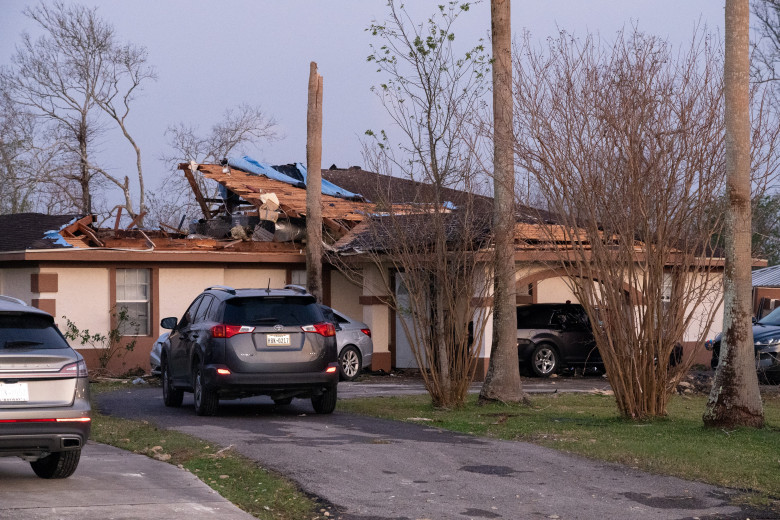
[0, 213, 82, 251]
[229, 157, 364, 200]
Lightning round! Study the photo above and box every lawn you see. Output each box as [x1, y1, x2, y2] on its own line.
[338, 391, 780, 504]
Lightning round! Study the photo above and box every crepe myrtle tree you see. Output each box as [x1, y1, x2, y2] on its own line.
[329, 1, 492, 408]
[512, 27, 780, 419]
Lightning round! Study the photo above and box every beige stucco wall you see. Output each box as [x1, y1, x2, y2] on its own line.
[158, 267, 226, 322]
[330, 270, 363, 320]
[47, 266, 111, 340]
[223, 268, 286, 291]
[536, 277, 580, 304]
[0, 267, 37, 304]
[361, 265, 390, 358]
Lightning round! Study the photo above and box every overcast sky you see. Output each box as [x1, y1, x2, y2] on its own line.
[0, 1, 725, 197]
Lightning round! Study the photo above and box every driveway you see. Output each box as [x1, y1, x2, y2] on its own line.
[94, 383, 762, 520]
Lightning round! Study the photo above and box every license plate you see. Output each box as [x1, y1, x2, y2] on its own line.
[266, 334, 291, 346]
[0, 383, 29, 402]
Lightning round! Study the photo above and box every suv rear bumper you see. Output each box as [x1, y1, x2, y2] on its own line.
[203, 363, 338, 396]
[0, 421, 90, 458]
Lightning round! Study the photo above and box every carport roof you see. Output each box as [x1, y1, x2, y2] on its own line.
[753, 265, 780, 287]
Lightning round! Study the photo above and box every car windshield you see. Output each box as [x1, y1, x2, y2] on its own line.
[223, 296, 322, 326]
[757, 307, 780, 326]
[0, 314, 70, 349]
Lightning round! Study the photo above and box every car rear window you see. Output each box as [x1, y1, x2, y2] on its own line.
[517, 306, 554, 328]
[223, 297, 322, 326]
[0, 314, 71, 350]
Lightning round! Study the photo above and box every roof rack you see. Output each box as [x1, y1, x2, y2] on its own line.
[284, 284, 308, 294]
[0, 295, 27, 306]
[205, 285, 237, 295]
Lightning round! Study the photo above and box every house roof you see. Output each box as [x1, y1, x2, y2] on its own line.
[753, 265, 780, 287]
[0, 213, 82, 252]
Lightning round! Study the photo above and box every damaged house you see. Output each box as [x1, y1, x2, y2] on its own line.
[0, 158, 733, 375]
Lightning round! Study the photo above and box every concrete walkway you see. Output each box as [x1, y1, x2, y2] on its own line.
[0, 442, 255, 520]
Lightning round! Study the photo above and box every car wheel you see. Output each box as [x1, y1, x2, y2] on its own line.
[311, 385, 337, 414]
[30, 450, 80, 479]
[193, 365, 218, 416]
[162, 358, 183, 407]
[273, 397, 293, 406]
[338, 346, 362, 381]
[530, 344, 559, 377]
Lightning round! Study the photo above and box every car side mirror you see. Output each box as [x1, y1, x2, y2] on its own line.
[161, 317, 178, 330]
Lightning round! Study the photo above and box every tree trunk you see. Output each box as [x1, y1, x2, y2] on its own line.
[479, 0, 526, 404]
[306, 61, 324, 303]
[77, 119, 91, 215]
[703, 0, 764, 428]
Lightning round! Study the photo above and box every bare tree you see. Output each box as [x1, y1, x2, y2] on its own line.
[704, 0, 765, 429]
[155, 103, 279, 227]
[94, 40, 156, 221]
[752, 0, 780, 87]
[338, 0, 491, 408]
[479, 0, 526, 404]
[1, 2, 153, 218]
[513, 27, 780, 419]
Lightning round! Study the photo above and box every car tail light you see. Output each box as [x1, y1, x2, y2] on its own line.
[360, 328, 371, 337]
[301, 322, 336, 337]
[0, 417, 91, 424]
[216, 368, 231, 375]
[212, 324, 255, 338]
[325, 364, 338, 374]
[59, 359, 89, 378]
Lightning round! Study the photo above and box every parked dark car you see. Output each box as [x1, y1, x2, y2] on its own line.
[708, 307, 780, 384]
[516, 303, 602, 377]
[159, 285, 339, 416]
[0, 295, 91, 478]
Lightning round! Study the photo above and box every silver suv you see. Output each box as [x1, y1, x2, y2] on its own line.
[0, 296, 91, 479]
[160, 285, 339, 416]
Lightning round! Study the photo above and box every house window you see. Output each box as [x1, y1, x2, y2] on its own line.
[661, 273, 673, 312]
[290, 269, 306, 286]
[116, 268, 150, 336]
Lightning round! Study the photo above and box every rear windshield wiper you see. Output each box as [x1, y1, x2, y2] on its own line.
[2, 340, 44, 349]
[252, 317, 280, 324]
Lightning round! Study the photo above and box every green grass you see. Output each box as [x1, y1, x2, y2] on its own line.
[90, 383, 331, 520]
[339, 392, 780, 503]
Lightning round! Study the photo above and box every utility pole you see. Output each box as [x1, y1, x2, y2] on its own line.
[306, 62, 324, 302]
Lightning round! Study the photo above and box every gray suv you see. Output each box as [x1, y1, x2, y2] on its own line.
[160, 286, 339, 416]
[0, 296, 91, 479]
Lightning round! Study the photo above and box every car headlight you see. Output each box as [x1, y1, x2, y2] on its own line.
[755, 337, 780, 350]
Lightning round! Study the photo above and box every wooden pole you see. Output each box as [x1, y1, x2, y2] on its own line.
[306, 62, 324, 302]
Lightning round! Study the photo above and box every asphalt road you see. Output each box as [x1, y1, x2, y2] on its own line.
[92, 383, 765, 520]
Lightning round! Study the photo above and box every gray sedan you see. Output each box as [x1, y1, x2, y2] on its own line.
[320, 305, 373, 381]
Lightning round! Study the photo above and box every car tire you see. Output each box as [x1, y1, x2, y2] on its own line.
[193, 365, 218, 416]
[273, 397, 293, 406]
[338, 346, 362, 381]
[311, 385, 337, 414]
[162, 358, 183, 407]
[530, 344, 559, 377]
[30, 450, 80, 479]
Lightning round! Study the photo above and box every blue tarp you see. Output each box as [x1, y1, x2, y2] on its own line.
[42, 217, 79, 248]
[227, 156, 362, 200]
